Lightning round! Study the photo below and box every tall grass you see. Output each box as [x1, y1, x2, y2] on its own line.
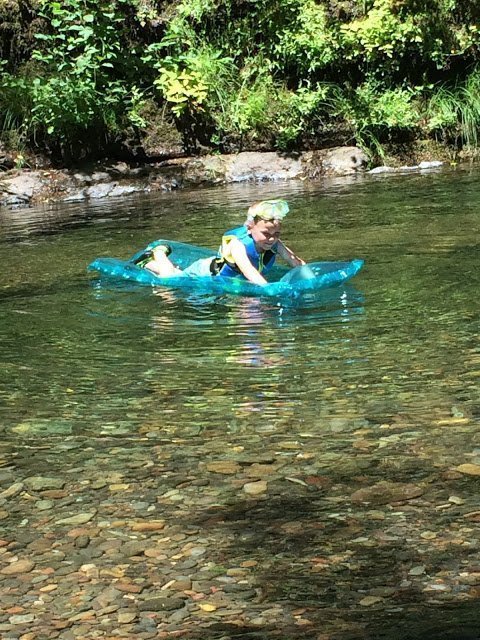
[426, 67, 480, 150]
[0, 72, 31, 154]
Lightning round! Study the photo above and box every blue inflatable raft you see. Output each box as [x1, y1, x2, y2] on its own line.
[87, 239, 364, 299]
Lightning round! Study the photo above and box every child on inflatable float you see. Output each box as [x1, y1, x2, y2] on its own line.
[135, 199, 305, 286]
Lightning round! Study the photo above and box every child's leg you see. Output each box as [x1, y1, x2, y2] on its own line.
[145, 246, 183, 277]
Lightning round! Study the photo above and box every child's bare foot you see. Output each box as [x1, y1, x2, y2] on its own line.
[146, 245, 182, 276]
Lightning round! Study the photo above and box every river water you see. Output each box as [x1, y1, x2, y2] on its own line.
[0, 166, 479, 638]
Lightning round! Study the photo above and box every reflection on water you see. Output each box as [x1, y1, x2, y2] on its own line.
[1, 166, 480, 638]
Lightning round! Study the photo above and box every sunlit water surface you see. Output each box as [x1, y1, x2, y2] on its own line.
[1, 166, 479, 638]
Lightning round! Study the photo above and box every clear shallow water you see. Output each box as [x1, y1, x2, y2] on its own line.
[1, 168, 478, 439]
[1, 166, 480, 638]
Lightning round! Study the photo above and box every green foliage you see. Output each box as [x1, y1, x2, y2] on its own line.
[153, 48, 234, 117]
[332, 81, 420, 158]
[156, 65, 208, 116]
[340, 0, 423, 64]
[152, 0, 480, 154]
[275, 85, 336, 150]
[0, 71, 30, 133]
[2, 0, 480, 159]
[426, 67, 480, 149]
[31, 76, 98, 136]
[126, 86, 150, 129]
[0, 0, 153, 154]
[273, 1, 338, 76]
[28, 0, 130, 139]
[216, 72, 291, 148]
[338, 0, 480, 74]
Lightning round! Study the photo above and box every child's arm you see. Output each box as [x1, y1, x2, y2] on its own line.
[276, 240, 305, 267]
[229, 239, 268, 285]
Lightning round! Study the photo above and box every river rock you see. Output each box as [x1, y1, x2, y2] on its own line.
[118, 611, 137, 624]
[63, 189, 87, 202]
[12, 418, 73, 435]
[419, 160, 443, 169]
[74, 535, 91, 549]
[121, 540, 149, 557]
[454, 463, 480, 476]
[8, 614, 35, 624]
[0, 482, 24, 499]
[224, 152, 303, 182]
[243, 480, 268, 495]
[171, 147, 369, 186]
[35, 499, 54, 511]
[93, 586, 122, 609]
[350, 481, 424, 505]
[409, 565, 426, 575]
[56, 511, 97, 525]
[109, 184, 142, 197]
[206, 461, 241, 474]
[321, 146, 368, 175]
[24, 476, 66, 491]
[245, 464, 278, 478]
[1, 559, 36, 574]
[85, 182, 116, 199]
[359, 596, 383, 606]
[1, 193, 29, 206]
[130, 520, 165, 531]
[0, 171, 45, 201]
[91, 171, 111, 182]
[369, 165, 397, 174]
[138, 596, 186, 612]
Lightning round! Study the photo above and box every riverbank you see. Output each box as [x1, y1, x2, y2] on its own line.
[0, 145, 453, 211]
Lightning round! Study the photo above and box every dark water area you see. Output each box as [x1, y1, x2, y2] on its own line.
[0, 166, 479, 639]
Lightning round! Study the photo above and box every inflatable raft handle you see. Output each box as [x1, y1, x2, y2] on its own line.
[279, 264, 318, 284]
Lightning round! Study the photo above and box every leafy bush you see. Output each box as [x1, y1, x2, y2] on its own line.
[275, 85, 337, 150]
[273, 0, 338, 77]
[2, 0, 480, 159]
[332, 81, 420, 158]
[153, 47, 234, 118]
[0, 0, 153, 156]
[340, 0, 423, 66]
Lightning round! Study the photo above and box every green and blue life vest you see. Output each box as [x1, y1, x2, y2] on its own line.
[212, 226, 278, 278]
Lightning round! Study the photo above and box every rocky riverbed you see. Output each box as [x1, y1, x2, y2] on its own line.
[1, 420, 480, 640]
[0, 146, 445, 211]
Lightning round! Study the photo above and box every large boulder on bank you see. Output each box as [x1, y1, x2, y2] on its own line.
[223, 151, 304, 182]
[167, 147, 368, 185]
[0, 171, 47, 207]
[302, 146, 368, 178]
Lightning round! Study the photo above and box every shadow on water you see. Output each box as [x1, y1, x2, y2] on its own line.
[173, 490, 480, 640]
[4, 428, 480, 640]
[0, 275, 88, 302]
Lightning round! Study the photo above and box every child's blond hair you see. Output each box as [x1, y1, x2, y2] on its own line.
[246, 199, 289, 223]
